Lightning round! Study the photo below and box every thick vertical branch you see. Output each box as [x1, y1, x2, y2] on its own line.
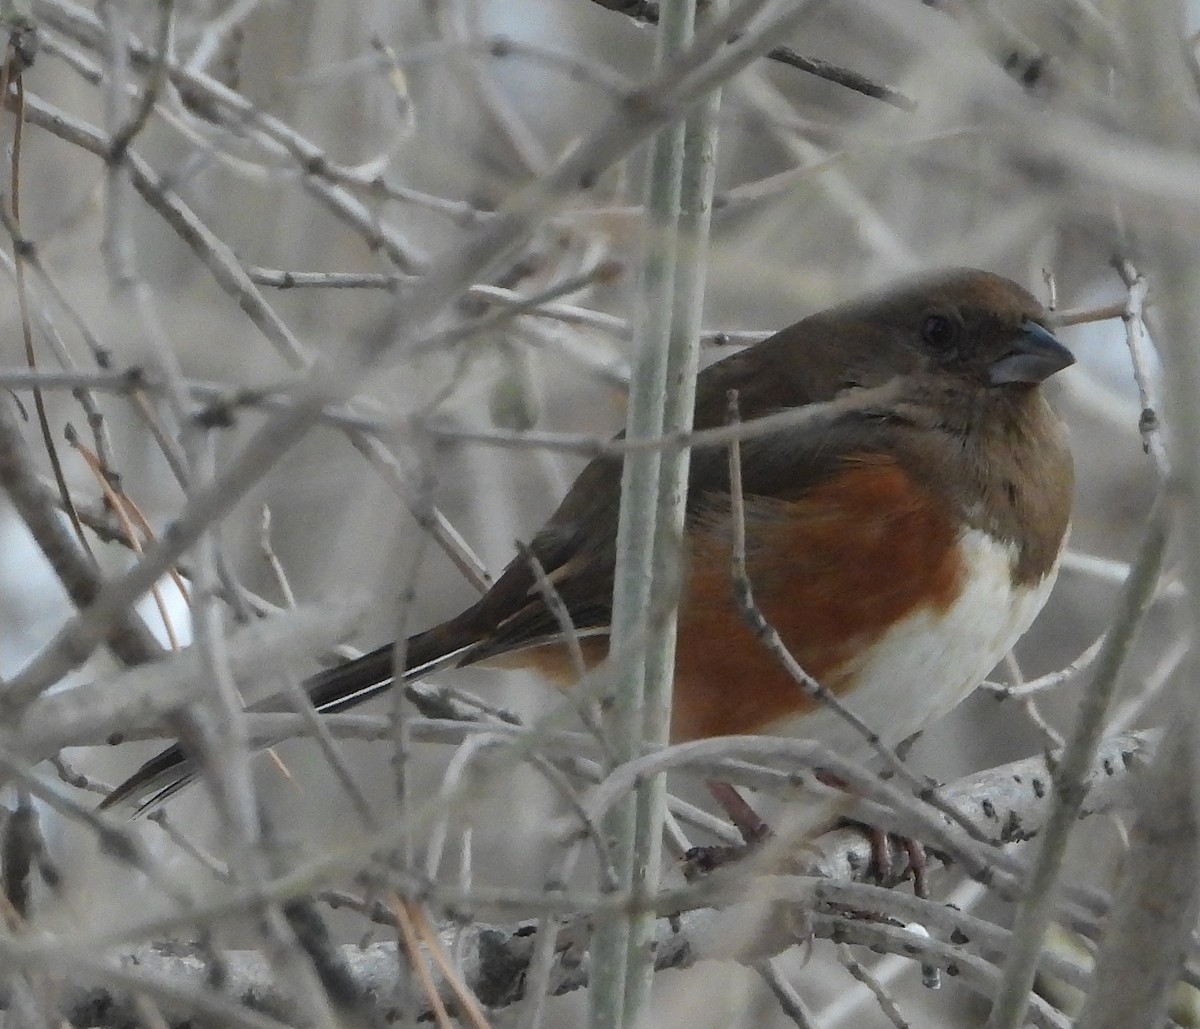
[589, 0, 691, 1019]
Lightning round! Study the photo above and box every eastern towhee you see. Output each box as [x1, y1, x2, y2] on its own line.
[104, 268, 1074, 813]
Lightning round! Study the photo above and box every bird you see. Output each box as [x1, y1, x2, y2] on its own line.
[103, 268, 1074, 814]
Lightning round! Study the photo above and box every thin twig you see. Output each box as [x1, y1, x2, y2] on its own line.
[982, 633, 1107, 699]
[1112, 259, 1169, 470]
[588, 0, 916, 109]
[70, 431, 184, 650]
[754, 959, 820, 1028]
[391, 896, 455, 1029]
[0, 391, 164, 671]
[836, 944, 912, 1029]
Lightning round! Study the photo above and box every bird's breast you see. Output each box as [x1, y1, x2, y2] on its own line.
[752, 529, 1061, 756]
[669, 457, 1061, 754]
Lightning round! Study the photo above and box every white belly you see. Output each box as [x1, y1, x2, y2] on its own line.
[765, 528, 1061, 757]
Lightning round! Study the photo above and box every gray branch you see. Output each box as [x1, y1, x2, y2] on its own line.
[9, 730, 1151, 1027]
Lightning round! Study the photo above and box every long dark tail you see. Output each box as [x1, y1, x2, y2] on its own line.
[100, 619, 482, 815]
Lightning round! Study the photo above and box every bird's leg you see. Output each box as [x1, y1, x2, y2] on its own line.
[814, 769, 929, 895]
[707, 780, 773, 845]
[680, 781, 772, 879]
[680, 776, 930, 898]
[902, 836, 931, 900]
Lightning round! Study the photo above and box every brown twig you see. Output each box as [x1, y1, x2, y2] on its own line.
[0, 394, 164, 673]
[391, 896, 456, 1029]
[69, 431, 184, 651]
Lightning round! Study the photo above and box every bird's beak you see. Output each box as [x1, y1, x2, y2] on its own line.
[988, 321, 1075, 385]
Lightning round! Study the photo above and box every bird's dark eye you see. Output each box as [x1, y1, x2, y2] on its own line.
[921, 312, 958, 350]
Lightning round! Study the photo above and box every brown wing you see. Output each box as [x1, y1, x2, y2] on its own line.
[172, 293, 928, 720]
[450, 318, 907, 664]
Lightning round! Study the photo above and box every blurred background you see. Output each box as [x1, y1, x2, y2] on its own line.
[0, 0, 1184, 1025]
